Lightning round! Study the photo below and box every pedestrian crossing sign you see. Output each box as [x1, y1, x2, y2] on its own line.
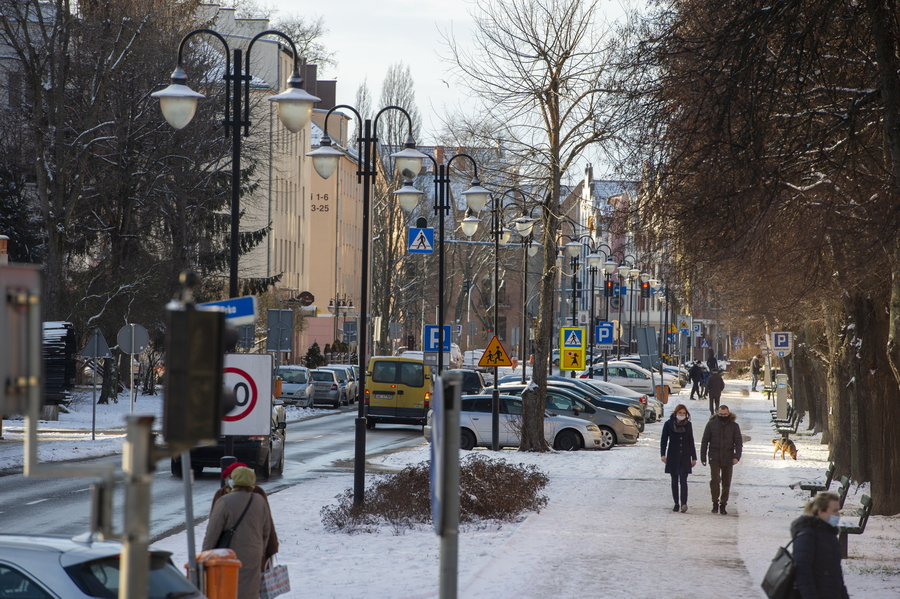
[560, 349, 585, 371]
[701, 339, 710, 348]
[478, 336, 513, 367]
[560, 327, 585, 349]
[407, 227, 434, 254]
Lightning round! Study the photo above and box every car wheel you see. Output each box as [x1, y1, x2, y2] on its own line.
[341, 393, 348, 406]
[597, 426, 616, 451]
[366, 418, 375, 430]
[460, 429, 476, 451]
[554, 429, 581, 451]
[637, 420, 645, 433]
[274, 446, 285, 475]
[333, 396, 341, 408]
[258, 445, 273, 479]
[170, 458, 183, 478]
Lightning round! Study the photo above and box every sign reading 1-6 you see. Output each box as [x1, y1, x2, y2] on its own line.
[310, 193, 330, 212]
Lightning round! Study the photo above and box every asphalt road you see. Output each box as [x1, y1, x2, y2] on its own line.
[0, 410, 425, 540]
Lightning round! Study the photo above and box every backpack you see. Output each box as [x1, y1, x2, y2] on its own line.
[761, 534, 804, 599]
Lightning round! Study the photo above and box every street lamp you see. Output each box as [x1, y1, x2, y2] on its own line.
[399, 153, 488, 374]
[154, 28, 320, 299]
[615, 257, 635, 359]
[307, 104, 427, 505]
[327, 297, 354, 362]
[512, 208, 538, 384]
[583, 242, 609, 379]
[601, 258, 618, 381]
[627, 266, 640, 355]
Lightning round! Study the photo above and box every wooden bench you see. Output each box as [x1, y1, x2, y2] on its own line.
[838, 494, 872, 558]
[798, 462, 835, 497]
[770, 403, 794, 422]
[773, 411, 803, 436]
[836, 475, 851, 509]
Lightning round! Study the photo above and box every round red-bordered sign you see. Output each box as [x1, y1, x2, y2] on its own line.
[223, 367, 258, 421]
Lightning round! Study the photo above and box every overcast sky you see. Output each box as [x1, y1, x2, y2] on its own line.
[268, 0, 477, 143]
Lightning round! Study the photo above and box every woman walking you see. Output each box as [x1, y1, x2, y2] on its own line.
[791, 491, 850, 598]
[660, 403, 698, 512]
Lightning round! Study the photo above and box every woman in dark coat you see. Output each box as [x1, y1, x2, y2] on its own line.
[790, 491, 849, 599]
[660, 403, 698, 513]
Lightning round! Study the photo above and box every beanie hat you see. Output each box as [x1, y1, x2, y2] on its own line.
[230, 466, 256, 488]
[221, 462, 249, 480]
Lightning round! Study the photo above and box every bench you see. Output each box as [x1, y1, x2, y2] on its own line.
[797, 462, 835, 497]
[836, 475, 851, 509]
[838, 494, 872, 558]
[773, 411, 803, 436]
[770, 403, 794, 422]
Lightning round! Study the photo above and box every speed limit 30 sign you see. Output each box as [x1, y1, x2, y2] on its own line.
[221, 353, 273, 436]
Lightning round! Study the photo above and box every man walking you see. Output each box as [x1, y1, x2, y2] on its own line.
[700, 405, 743, 515]
[750, 354, 761, 392]
[688, 361, 703, 400]
[706, 369, 725, 415]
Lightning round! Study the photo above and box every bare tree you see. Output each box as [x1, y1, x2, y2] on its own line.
[445, 0, 626, 450]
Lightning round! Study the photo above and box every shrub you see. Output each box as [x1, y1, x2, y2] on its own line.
[320, 454, 549, 534]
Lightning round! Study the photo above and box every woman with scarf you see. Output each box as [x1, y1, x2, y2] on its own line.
[660, 403, 698, 512]
[790, 491, 850, 598]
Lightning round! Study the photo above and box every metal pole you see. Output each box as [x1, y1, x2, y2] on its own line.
[354, 118, 374, 504]
[130, 324, 136, 414]
[182, 449, 199, 586]
[603, 272, 610, 381]
[617, 274, 624, 360]
[119, 415, 154, 599]
[439, 372, 461, 599]
[570, 257, 577, 378]
[628, 277, 634, 356]
[92, 335, 98, 441]
[589, 267, 596, 378]
[438, 164, 445, 375]
[521, 241, 528, 384]
[491, 195, 500, 451]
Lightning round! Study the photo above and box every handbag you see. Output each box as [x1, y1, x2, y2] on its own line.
[215, 494, 254, 549]
[761, 534, 804, 599]
[259, 562, 290, 599]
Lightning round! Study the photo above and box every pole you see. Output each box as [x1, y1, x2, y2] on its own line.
[130, 324, 136, 414]
[521, 241, 528, 384]
[604, 272, 610, 382]
[570, 257, 578, 378]
[354, 118, 374, 504]
[438, 373, 461, 599]
[437, 164, 445, 375]
[182, 449, 199, 586]
[92, 333, 98, 441]
[491, 195, 500, 451]
[120, 415, 154, 599]
[588, 267, 596, 378]
[628, 277, 635, 356]
[617, 274, 624, 360]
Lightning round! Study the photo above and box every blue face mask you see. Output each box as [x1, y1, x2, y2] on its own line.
[828, 515, 840, 527]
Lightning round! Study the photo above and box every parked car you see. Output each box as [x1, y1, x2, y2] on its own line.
[0, 534, 202, 599]
[321, 365, 356, 405]
[579, 360, 676, 396]
[497, 384, 639, 448]
[424, 395, 607, 450]
[276, 365, 314, 407]
[171, 400, 287, 478]
[610, 355, 684, 387]
[577, 378, 658, 422]
[447, 368, 488, 395]
[310, 369, 342, 408]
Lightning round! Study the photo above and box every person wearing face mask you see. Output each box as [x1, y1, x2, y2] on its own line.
[211, 462, 279, 572]
[790, 491, 849, 598]
[660, 404, 698, 513]
[700, 404, 742, 515]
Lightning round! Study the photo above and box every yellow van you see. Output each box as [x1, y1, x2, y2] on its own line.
[365, 356, 433, 428]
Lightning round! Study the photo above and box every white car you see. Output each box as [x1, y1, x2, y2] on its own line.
[424, 395, 608, 451]
[275, 365, 314, 408]
[579, 360, 677, 397]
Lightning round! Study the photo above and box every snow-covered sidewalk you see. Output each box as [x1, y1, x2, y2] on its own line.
[151, 381, 898, 598]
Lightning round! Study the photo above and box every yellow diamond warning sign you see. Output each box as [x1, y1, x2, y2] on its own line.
[478, 336, 513, 367]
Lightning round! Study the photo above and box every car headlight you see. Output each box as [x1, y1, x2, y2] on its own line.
[615, 415, 636, 426]
[586, 424, 600, 431]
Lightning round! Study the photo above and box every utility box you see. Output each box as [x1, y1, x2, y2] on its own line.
[0, 265, 43, 415]
[775, 373, 789, 421]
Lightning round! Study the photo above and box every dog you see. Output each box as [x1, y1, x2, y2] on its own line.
[772, 437, 798, 460]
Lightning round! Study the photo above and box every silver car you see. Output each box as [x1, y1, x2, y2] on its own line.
[321, 365, 357, 405]
[310, 369, 342, 408]
[0, 534, 202, 598]
[276, 365, 314, 408]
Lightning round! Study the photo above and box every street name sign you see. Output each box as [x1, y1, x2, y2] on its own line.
[197, 295, 258, 326]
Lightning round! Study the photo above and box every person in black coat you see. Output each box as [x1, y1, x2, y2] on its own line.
[660, 403, 697, 513]
[688, 362, 704, 400]
[706, 369, 725, 415]
[790, 491, 849, 599]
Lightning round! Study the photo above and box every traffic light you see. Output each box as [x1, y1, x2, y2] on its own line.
[641, 281, 651, 298]
[604, 279, 614, 298]
[163, 305, 226, 451]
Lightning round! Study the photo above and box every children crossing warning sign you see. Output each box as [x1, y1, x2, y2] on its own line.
[560, 349, 585, 371]
[478, 336, 513, 367]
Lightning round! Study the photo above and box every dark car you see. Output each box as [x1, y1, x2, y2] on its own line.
[447, 368, 488, 395]
[171, 400, 287, 479]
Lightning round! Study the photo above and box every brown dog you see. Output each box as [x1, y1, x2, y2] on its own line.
[772, 437, 798, 460]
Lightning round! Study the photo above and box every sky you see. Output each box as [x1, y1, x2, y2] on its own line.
[267, 0, 477, 144]
[3, 379, 899, 598]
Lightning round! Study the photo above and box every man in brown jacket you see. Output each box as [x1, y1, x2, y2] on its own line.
[700, 405, 743, 515]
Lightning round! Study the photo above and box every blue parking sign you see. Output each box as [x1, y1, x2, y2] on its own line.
[594, 322, 614, 350]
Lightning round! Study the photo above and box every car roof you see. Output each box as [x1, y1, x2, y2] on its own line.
[277, 365, 308, 370]
[0, 534, 170, 567]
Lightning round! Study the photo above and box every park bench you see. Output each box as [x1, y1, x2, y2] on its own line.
[797, 462, 835, 497]
[770, 403, 794, 421]
[838, 494, 872, 558]
[773, 411, 803, 436]
[836, 475, 851, 509]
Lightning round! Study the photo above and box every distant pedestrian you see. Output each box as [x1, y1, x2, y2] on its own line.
[688, 361, 703, 400]
[660, 403, 697, 513]
[750, 354, 762, 392]
[699, 366, 710, 398]
[706, 369, 725, 415]
[212, 463, 279, 571]
[790, 491, 850, 598]
[707, 350, 718, 373]
[203, 467, 272, 599]
[700, 405, 742, 515]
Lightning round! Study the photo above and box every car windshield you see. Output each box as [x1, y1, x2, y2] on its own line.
[277, 369, 307, 384]
[312, 371, 335, 382]
[64, 554, 200, 599]
[371, 361, 424, 387]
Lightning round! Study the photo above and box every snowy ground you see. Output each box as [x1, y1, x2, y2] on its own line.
[2, 380, 898, 598]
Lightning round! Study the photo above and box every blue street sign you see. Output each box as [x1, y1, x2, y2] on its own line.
[773, 331, 793, 356]
[561, 327, 585, 349]
[701, 339, 710, 348]
[197, 295, 258, 326]
[424, 324, 451, 352]
[614, 285, 627, 296]
[667, 333, 677, 343]
[733, 336, 743, 348]
[594, 322, 615, 349]
[408, 228, 435, 254]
